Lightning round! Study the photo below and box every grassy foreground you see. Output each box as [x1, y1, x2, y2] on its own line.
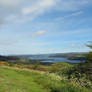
[0, 66, 91, 92]
[0, 66, 48, 92]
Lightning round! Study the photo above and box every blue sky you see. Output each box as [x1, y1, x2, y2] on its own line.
[0, 0, 92, 55]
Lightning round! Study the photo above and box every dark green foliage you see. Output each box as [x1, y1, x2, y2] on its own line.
[9, 62, 15, 66]
[0, 55, 19, 61]
[66, 42, 92, 87]
[33, 61, 40, 69]
[86, 52, 92, 63]
[50, 62, 73, 73]
[50, 85, 82, 92]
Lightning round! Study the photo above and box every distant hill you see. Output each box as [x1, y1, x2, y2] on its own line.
[14, 52, 87, 57]
[49, 52, 88, 60]
[14, 52, 88, 61]
[0, 55, 20, 61]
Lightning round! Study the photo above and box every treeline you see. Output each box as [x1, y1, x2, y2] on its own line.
[0, 55, 19, 61]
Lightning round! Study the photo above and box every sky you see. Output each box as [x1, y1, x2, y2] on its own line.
[0, 0, 92, 55]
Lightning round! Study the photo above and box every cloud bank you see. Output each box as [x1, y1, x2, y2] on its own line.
[0, 0, 91, 25]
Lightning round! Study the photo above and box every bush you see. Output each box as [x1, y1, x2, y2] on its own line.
[9, 62, 15, 66]
[0, 62, 8, 66]
[33, 61, 40, 70]
[50, 62, 73, 75]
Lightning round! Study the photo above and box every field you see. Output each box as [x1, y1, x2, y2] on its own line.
[0, 66, 49, 92]
[0, 65, 92, 92]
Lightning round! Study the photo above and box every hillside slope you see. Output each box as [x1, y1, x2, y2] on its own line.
[0, 66, 91, 92]
[0, 66, 48, 92]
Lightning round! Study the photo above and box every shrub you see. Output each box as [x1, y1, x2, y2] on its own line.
[9, 62, 15, 66]
[50, 62, 73, 75]
[0, 61, 8, 65]
[33, 61, 40, 70]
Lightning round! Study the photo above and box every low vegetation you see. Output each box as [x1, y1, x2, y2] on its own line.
[0, 66, 92, 92]
[0, 42, 92, 92]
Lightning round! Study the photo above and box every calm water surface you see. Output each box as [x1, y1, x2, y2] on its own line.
[28, 55, 81, 63]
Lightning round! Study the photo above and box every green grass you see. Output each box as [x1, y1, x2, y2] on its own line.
[0, 66, 91, 92]
[0, 66, 48, 92]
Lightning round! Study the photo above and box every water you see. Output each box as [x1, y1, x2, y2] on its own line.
[27, 55, 81, 63]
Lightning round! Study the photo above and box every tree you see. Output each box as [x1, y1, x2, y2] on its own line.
[84, 42, 92, 80]
[86, 42, 92, 63]
[68, 42, 92, 81]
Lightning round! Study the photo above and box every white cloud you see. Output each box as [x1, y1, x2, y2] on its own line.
[56, 0, 89, 11]
[70, 11, 83, 16]
[0, 0, 91, 24]
[0, 0, 24, 8]
[56, 11, 83, 21]
[30, 30, 47, 38]
[2, 0, 55, 24]
[70, 44, 85, 49]
[22, 0, 55, 15]
[0, 39, 18, 46]
[0, 13, 4, 27]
